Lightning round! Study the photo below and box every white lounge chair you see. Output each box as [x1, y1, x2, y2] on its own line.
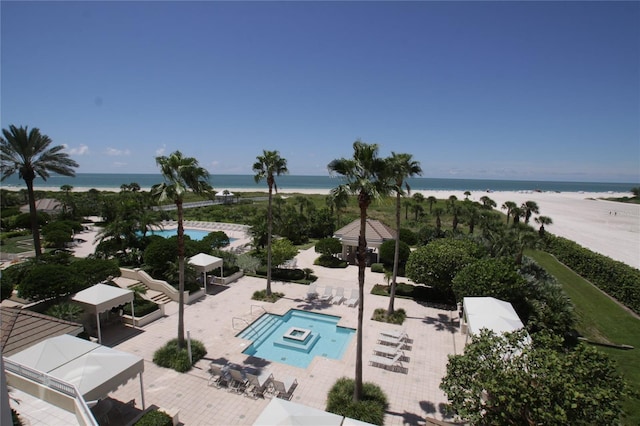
[227, 367, 248, 394]
[369, 352, 404, 372]
[377, 332, 409, 347]
[380, 329, 408, 340]
[331, 287, 345, 305]
[345, 289, 359, 307]
[319, 286, 333, 302]
[306, 283, 318, 300]
[208, 363, 229, 388]
[272, 377, 298, 400]
[373, 344, 405, 359]
[244, 371, 273, 399]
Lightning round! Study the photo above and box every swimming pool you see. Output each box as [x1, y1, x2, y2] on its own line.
[237, 309, 355, 369]
[146, 228, 236, 242]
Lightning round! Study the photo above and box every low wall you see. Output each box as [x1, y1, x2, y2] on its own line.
[120, 268, 206, 305]
[122, 304, 165, 327]
[212, 270, 244, 285]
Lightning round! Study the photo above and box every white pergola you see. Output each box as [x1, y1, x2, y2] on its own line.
[189, 252, 223, 286]
[8, 334, 145, 408]
[72, 284, 135, 345]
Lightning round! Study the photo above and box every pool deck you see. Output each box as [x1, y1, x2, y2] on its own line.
[13, 242, 466, 425]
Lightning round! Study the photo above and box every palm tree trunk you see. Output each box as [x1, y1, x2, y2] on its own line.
[25, 178, 42, 258]
[177, 201, 186, 349]
[388, 192, 401, 316]
[266, 184, 273, 296]
[354, 197, 368, 402]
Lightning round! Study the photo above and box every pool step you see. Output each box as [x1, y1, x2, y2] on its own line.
[273, 332, 321, 353]
[237, 314, 280, 342]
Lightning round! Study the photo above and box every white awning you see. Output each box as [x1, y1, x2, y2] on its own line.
[463, 297, 524, 336]
[188, 253, 223, 272]
[72, 284, 134, 314]
[253, 398, 343, 426]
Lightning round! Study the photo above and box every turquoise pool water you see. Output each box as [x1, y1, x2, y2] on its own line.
[146, 228, 236, 242]
[237, 310, 355, 369]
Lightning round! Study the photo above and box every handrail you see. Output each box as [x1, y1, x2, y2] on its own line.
[232, 317, 250, 330]
[250, 305, 267, 317]
[4, 357, 98, 426]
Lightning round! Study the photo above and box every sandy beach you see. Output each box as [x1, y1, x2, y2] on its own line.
[7, 184, 640, 269]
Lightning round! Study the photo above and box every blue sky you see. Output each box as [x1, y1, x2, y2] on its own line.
[1, 1, 638, 182]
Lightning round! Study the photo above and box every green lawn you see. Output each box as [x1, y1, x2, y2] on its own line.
[0, 234, 33, 254]
[527, 250, 640, 424]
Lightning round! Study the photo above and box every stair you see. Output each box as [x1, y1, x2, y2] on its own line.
[113, 277, 172, 305]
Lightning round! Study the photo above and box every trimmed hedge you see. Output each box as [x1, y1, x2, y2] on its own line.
[544, 235, 640, 315]
[134, 409, 172, 426]
[153, 338, 207, 373]
[326, 377, 388, 426]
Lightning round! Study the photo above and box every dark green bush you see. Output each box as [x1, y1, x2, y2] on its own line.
[252, 290, 284, 303]
[315, 237, 342, 256]
[134, 409, 172, 426]
[371, 308, 406, 324]
[314, 254, 348, 268]
[378, 239, 411, 268]
[326, 377, 388, 425]
[121, 295, 159, 317]
[254, 267, 315, 283]
[371, 283, 456, 306]
[370, 263, 385, 273]
[153, 338, 207, 373]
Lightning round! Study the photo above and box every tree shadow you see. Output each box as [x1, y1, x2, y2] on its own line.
[205, 284, 230, 295]
[293, 299, 336, 311]
[384, 409, 425, 426]
[422, 314, 459, 333]
[419, 400, 437, 415]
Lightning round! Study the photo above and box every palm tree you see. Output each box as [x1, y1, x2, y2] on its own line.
[479, 195, 496, 209]
[511, 206, 524, 225]
[522, 200, 539, 224]
[534, 215, 553, 236]
[386, 152, 422, 316]
[411, 203, 424, 221]
[501, 201, 517, 225]
[402, 199, 412, 220]
[326, 187, 349, 227]
[328, 140, 391, 402]
[434, 206, 444, 231]
[464, 190, 471, 200]
[0, 125, 79, 258]
[447, 195, 458, 213]
[253, 150, 289, 296]
[59, 184, 75, 218]
[151, 151, 212, 349]
[427, 196, 437, 214]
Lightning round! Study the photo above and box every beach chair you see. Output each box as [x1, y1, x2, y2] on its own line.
[306, 283, 318, 300]
[319, 286, 334, 302]
[377, 332, 409, 348]
[373, 344, 405, 359]
[331, 287, 345, 305]
[345, 289, 359, 307]
[272, 377, 298, 400]
[227, 367, 248, 394]
[369, 352, 405, 372]
[208, 363, 228, 388]
[380, 329, 408, 340]
[244, 371, 273, 399]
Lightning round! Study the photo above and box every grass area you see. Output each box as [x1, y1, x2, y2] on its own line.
[0, 234, 33, 254]
[527, 250, 640, 424]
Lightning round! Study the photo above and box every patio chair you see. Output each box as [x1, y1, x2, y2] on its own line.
[369, 352, 405, 372]
[380, 329, 409, 340]
[227, 367, 248, 394]
[306, 283, 318, 300]
[244, 371, 273, 399]
[373, 344, 406, 360]
[319, 286, 334, 302]
[377, 332, 409, 348]
[331, 287, 345, 305]
[272, 377, 298, 400]
[345, 289, 359, 307]
[208, 363, 228, 388]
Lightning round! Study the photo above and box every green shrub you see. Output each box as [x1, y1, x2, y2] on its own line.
[371, 283, 456, 306]
[252, 290, 284, 303]
[314, 254, 348, 268]
[134, 409, 172, 426]
[121, 296, 159, 317]
[153, 338, 207, 373]
[370, 263, 385, 273]
[326, 377, 388, 425]
[371, 308, 406, 324]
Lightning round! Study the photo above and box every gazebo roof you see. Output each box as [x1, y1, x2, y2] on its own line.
[333, 219, 395, 246]
[188, 253, 223, 272]
[463, 297, 525, 336]
[71, 284, 134, 315]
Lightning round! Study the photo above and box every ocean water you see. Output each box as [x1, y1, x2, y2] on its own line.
[1, 173, 637, 193]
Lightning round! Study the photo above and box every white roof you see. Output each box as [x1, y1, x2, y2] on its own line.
[8, 335, 143, 401]
[215, 190, 234, 196]
[463, 297, 524, 336]
[188, 252, 223, 272]
[253, 398, 343, 426]
[71, 283, 134, 314]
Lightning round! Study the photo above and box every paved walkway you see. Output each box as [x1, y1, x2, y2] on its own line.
[13, 235, 466, 425]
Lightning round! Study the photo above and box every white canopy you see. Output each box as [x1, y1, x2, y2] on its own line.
[253, 398, 343, 426]
[8, 334, 145, 406]
[189, 253, 223, 286]
[463, 297, 524, 339]
[215, 190, 234, 197]
[72, 284, 135, 344]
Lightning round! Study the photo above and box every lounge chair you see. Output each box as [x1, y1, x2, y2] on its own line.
[331, 287, 345, 305]
[380, 329, 408, 340]
[272, 377, 298, 400]
[244, 371, 273, 399]
[345, 289, 359, 307]
[208, 363, 228, 388]
[377, 332, 409, 347]
[319, 286, 333, 302]
[373, 344, 405, 359]
[227, 367, 248, 393]
[369, 352, 404, 372]
[306, 283, 318, 300]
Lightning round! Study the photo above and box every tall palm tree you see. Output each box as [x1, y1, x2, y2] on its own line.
[521, 200, 540, 224]
[386, 152, 422, 316]
[328, 140, 391, 402]
[534, 215, 553, 236]
[151, 151, 212, 349]
[326, 187, 349, 227]
[501, 201, 517, 225]
[427, 196, 437, 214]
[479, 195, 496, 209]
[0, 125, 79, 258]
[253, 150, 289, 296]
